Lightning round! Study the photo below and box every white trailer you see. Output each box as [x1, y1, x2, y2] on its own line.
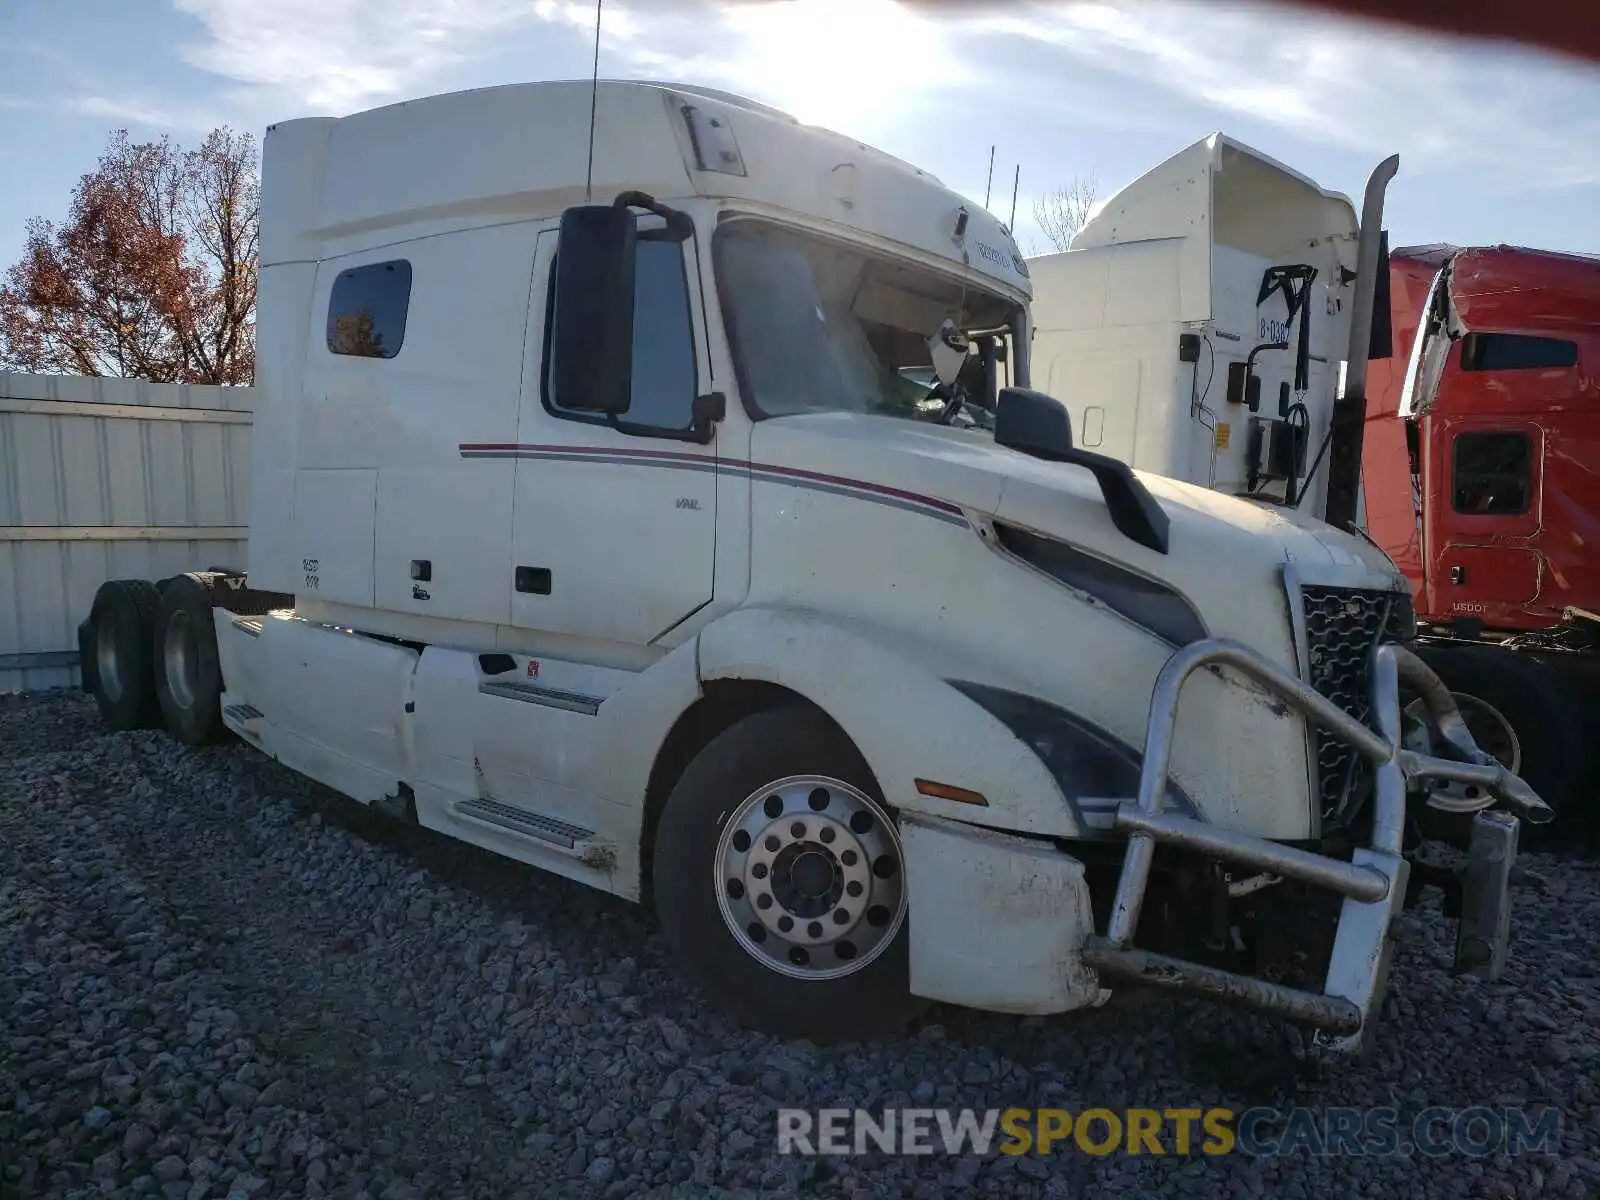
[1025, 133, 1590, 845]
[78, 82, 1547, 1052]
[1029, 134, 1372, 519]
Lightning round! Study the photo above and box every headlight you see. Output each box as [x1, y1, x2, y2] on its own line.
[952, 680, 1201, 832]
[992, 522, 1207, 648]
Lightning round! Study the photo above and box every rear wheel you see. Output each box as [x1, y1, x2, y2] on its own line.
[153, 573, 228, 746]
[653, 706, 926, 1041]
[86, 580, 162, 730]
[1408, 643, 1589, 844]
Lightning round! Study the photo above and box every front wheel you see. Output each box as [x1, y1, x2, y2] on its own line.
[652, 706, 927, 1041]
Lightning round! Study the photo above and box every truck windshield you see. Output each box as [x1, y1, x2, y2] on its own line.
[714, 219, 1021, 425]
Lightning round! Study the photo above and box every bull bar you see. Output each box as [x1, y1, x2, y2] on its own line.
[1081, 638, 1554, 1055]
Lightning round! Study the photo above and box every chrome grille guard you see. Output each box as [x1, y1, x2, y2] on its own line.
[1081, 639, 1553, 1056]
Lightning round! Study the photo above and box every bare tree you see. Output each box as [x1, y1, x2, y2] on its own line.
[1031, 174, 1100, 254]
[177, 128, 260, 386]
[0, 127, 259, 384]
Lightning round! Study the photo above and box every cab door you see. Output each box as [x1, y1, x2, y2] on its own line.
[501, 224, 718, 648]
[1421, 329, 1573, 622]
[1426, 414, 1545, 619]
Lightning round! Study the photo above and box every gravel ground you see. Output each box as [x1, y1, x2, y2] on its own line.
[2, 688, 1598, 1200]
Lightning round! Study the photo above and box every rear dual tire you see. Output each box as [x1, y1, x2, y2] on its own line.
[85, 580, 163, 730]
[152, 573, 229, 746]
[84, 573, 231, 745]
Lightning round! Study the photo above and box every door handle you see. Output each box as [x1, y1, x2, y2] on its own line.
[516, 566, 552, 595]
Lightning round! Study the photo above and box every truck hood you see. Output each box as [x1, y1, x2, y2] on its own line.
[749, 413, 1405, 641]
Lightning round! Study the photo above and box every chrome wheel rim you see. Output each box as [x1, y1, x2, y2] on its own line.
[95, 617, 124, 702]
[163, 610, 200, 711]
[714, 775, 907, 981]
[1404, 691, 1522, 805]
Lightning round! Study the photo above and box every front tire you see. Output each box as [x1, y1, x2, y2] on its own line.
[652, 706, 927, 1041]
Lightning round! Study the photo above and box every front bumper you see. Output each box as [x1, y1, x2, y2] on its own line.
[1081, 638, 1553, 1056]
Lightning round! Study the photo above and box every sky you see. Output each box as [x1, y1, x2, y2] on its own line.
[2, 0, 1599, 276]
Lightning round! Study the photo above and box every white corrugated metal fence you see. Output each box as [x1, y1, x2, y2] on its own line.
[0, 371, 254, 693]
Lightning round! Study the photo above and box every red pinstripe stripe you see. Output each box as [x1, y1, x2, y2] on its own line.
[457, 443, 964, 518]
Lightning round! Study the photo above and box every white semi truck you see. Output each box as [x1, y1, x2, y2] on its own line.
[1025, 133, 1585, 838]
[1028, 133, 1385, 523]
[77, 82, 1548, 1053]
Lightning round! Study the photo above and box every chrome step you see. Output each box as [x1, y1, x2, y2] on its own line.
[455, 797, 594, 849]
[479, 679, 602, 716]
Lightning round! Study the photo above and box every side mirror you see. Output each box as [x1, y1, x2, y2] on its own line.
[1226, 361, 1263, 411]
[688, 392, 726, 445]
[550, 205, 637, 414]
[1227, 362, 1247, 406]
[994, 387, 1074, 458]
[994, 387, 1170, 555]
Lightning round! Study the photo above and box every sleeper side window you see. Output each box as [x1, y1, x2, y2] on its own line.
[1452, 431, 1532, 516]
[1460, 332, 1578, 372]
[544, 236, 698, 431]
[327, 260, 412, 359]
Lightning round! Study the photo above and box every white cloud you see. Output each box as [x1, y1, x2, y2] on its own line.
[627, 0, 972, 135]
[170, 0, 597, 115]
[63, 95, 219, 132]
[2, 38, 222, 133]
[967, 1, 1600, 188]
[170, 0, 966, 140]
[163, 0, 1600, 192]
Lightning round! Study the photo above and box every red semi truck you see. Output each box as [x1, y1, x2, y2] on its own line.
[1363, 243, 1600, 828]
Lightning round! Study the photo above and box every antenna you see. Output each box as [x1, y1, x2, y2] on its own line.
[983, 145, 995, 210]
[1008, 164, 1020, 229]
[584, 0, 604, 203]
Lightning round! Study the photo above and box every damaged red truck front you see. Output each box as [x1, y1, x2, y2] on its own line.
[1364, 243, 1600, 827]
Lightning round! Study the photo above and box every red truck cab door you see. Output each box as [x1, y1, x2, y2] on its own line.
[1420, 329, 1587, 628]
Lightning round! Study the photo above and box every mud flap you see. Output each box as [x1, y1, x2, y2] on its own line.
[1454, 810, 1518, 979]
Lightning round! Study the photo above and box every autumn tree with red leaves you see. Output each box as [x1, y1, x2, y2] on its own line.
[0, 127, 259, 385]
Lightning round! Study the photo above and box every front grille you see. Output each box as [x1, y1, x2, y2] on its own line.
[1298, 585, 1412, 828]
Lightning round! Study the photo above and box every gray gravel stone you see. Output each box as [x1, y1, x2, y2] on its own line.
[216, 1082, 257, 1110]
[3, 689, 1598, 1200]
[254, 1079, 293, 1107]
[125, 1123, 157, 1155]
